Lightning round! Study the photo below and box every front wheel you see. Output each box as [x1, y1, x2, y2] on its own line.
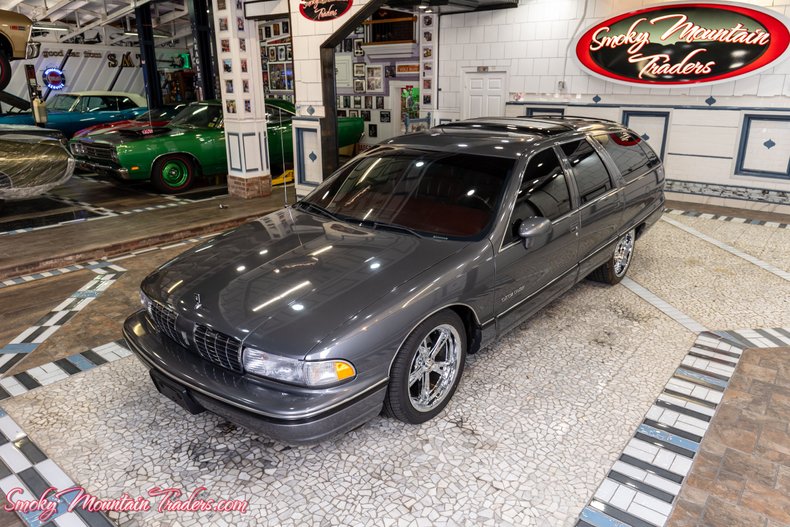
[0, 52, 11, 92]
[151, 154, 196, 194]
[384, 310, 467, 424]
[589, 228, 636, 285]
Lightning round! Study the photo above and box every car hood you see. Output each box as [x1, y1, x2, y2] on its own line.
[141, 208, 467, 359]
[77, 125, 182, 145]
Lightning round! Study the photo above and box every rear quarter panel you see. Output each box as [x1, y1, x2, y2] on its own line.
[337, 118, 364, 147]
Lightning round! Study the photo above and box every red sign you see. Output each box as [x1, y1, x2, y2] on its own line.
[299, 0, 352, 21]
[574, 2, 790, 86]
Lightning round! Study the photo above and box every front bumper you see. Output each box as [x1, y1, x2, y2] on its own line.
[122, 310, 386, 445]
[75, 160, 130, 179]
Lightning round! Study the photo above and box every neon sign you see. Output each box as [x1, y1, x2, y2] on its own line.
[42, 67, 66, 90]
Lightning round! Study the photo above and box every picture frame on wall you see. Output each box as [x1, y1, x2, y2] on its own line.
[239, 38, 246, 52]
[217, 0, 226, 9]
[242, 79, 250, 93]
[384, 65, 395, 78]
[369, 124, 377, 138]
[244, 100, 251, 113]
[226, 99, 236, 113]
[221, 39, 230, 53]
[237, 17, 244, 31]
[380, 111, 391, 123]
[375, 96, 384, 109]
[364, 96, 372, 109]
[343, 95, 351, 108]
[219, 18, 228, 31]
[423, 31, 432, 42]
[343, 39, 353, 53]
[353, 39, 364, 57]
[423, 79, 431, 90]
[225, 80, 233, 93]
[273, 23, 280, 36]
[286, 45, 292, 60]
[241, 59, 248, 73]
[423, 94, 432, 105]
[268, 47, 277, 61]
[264, 25, 272, 39]
[277, 46, 286, 61]
[423, 47, 432, 58]
[361, 110, 371, 122]
[338, 110, 347, 117]
[222, 59, 232, 73]
[423, 62, 433, 73]
[366, 65, 383, 92]
[353, 63, 365, 77]
[353, 96, 362, 108]
[349, 110, 359, 118]
[282, 21, 289, 33]
[423, 15, 433, 26]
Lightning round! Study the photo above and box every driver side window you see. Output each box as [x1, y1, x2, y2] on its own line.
[505, 148, 572, 245]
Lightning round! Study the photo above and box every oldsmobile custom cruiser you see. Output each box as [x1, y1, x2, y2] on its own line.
[123, 116, 665, 444]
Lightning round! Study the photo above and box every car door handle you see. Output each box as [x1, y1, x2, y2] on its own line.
[570, 224, 580, 236]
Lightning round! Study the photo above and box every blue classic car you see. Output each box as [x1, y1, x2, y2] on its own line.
[0, 91, 147, 138]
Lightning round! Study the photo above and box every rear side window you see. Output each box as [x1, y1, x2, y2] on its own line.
[116, 97, 138, 110]
[561, 140, 612, 204]
[505, 148, 571, 245]
[593, 131, 650, 182]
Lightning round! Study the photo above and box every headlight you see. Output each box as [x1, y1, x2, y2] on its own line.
[70, 143, 84, 155]
[243, 347, 356, 387]
[140, 290, 151, 311]
[111, 149, 119, 162]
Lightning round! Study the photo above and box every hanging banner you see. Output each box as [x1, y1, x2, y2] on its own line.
[574, 2, 790, 86]
[299, 0, 352, 21]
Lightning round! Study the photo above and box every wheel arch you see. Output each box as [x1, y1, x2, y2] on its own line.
[0, 34, 12, 58]
[151, 151, 203, 177]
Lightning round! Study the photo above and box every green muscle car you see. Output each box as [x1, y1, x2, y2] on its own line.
[69, 99, 364, 193]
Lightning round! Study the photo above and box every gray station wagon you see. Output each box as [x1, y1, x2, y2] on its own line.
[123, 116, 665, 444]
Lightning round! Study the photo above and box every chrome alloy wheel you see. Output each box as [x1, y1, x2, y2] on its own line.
[613, 230, 635, 277]
[408, 324, 463, 412]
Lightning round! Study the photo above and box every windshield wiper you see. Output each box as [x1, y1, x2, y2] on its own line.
[369, 221, 424, 238]
[297, 201, 342, 222]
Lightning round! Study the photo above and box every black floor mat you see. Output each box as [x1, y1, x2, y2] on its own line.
[0, 209, 100, 233]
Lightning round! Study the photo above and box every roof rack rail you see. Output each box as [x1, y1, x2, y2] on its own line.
[522, 115, 619, 124]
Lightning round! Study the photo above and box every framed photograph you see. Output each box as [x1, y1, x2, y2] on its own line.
[244, 100, 251, 113]
[268, 62, 293, 90]
[273, 23, 280, 36]
[349, 110, 359, 117]
[343, 95, 351, 108]
[219, 18, 228, 31]
[354, 79, 365, 93]
[225, 80, 234, 93]
[222, 59, 232, 73]
[423, 47, 432, 58]
[353, 63, 365, 77]
[353, 39, 364, 57]
[423, 78, 432, 90]
[242, 79, 250, 93]
[221, 39, 230, 53]
[423, 31, 432, 42]
[375, 96, 384, 109]
[343, 39, 353, 53]
[239, 38, 246, 52]
[380, 110, 391, 123]
[423, 62, 433, 73]
[241, 59, 248, 73]
[368, 124, 377, 137]
[264, 25, 272, 39]
[237, 17, 244, 31]
[353, 96, 362, 108]
[268, 47, 277, 61]
[338, 110, 347, 117]
[423, 15, 433, 26]
[225, 99, 236, 113]
[384, 65, 396, 78]
[361, 110, 371, 122]
[217, 0, 226, 9]
[282, 21, 289, 33]
[286, 45, 292, 60]
[366, 64, 383, 92]
[277, 45, 286, 61]
[423, 94, 432, 105]
[364, 96, 372, 109]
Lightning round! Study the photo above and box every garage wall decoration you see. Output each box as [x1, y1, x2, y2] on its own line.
[419, 13, 436, 117]
[574, 1, 790, 87]
[299, 0, 353, 21]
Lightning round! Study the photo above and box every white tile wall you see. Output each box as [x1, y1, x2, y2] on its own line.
[435, 0, 790, 197]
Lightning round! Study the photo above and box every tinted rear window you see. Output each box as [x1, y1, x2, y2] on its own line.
[561, 140, 613, 203]
[593, 131, 650, 182]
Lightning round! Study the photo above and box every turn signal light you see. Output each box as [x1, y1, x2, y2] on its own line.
[335, 362, 355, 380]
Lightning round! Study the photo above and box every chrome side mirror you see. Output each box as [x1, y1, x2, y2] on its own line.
[518, 217, 553, 250]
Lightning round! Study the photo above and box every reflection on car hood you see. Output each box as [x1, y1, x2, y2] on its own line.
[141, 208, 467, 359]
[80, 125, 202, 145]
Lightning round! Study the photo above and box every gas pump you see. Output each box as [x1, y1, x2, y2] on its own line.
[24, 64, 46, 127]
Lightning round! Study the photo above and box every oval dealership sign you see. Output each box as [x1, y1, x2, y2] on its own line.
[574, 2, 790, 86]
[300, 0, 352, 21]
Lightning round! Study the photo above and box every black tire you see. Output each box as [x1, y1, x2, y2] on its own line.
[384, 310, 467, 424]
[151, 154, 197, 194]
[589, 228, 636, 285]
[0, 52, 11, 92]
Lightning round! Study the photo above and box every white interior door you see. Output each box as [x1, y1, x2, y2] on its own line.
[462, 71, 507, 120]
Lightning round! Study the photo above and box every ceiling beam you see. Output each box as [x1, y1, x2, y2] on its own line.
[60, 1, 149, 41]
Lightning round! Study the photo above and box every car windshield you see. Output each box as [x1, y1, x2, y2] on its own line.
[48, 95, 78, 111]
[169, 104, 223, 129]
[134, 106, 182, 122]
[301, 149, 514, 239]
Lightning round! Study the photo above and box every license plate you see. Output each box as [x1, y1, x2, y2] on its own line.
[150, 370, 204, 415]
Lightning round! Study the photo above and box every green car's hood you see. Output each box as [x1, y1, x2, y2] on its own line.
[78, 125, 207, 146]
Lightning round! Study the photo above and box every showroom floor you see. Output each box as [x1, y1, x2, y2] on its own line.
[0, 208, 788, 527]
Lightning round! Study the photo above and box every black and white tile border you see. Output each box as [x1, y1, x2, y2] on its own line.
[664, 180, 790, 206]
[0, 271, 126, 375]
[576, 326, 790, 527]
[664, 208, 789, 229]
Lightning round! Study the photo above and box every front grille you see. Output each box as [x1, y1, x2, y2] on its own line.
[148, 302, 181, 344]
[194, 325, 243, 373]
[76, 141, 116, 163]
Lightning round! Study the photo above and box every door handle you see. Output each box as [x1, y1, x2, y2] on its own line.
[570, 224, 580, 236]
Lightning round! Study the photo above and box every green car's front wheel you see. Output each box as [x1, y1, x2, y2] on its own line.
[151, 154, 196, 194]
